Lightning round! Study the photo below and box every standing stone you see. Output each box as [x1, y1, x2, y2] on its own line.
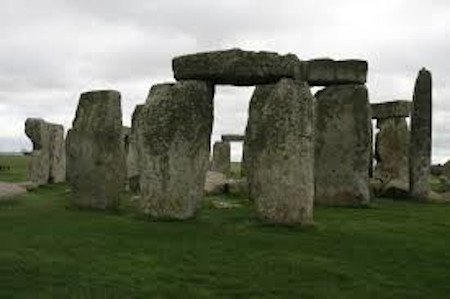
[25, 118, 66, 185]
[127, 105, 144, 193]
[66, 90, 126, 210]
[25, 118, 51, 185]
[138, 81, 214, 219]
[410, 68, 432, 200]
[373, 117, 410, 197]
[315, 84, 371, 206]
[244, 79, 314, 225]
[122, 126, 131, 188]
[48, 123, 66, 183]
[210, 141, 231, 176]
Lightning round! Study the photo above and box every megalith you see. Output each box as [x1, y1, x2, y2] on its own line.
[137, 81, 214, 219]
[25, 119, 51, 185]
[409, 68, 432, 200]
[48, 123, 66, 183]
[244, 79, 314, 225]
[66, 90, 126, 210]
[315, 84, 371, 206]
[222, 134, 245, 142]
[25, 118, 66, 185]
[371, 101, 411, 198]
[126, 105, 144, 193]
[173, 49, 300, 86]
[210, 141, 231, 176]
[172, 49, 367, 87]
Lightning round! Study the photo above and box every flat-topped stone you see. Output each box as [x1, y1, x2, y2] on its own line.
[315, 84, 371, 206]
[210, 141, 230, 176]
[302, 59, 367, 86]
[25, 118, 66, 185]
[173, 49, 300, 86]
[66, 90, 126, 210]
[173, 49, 367, 86]
[138, 81, 214, 219]
[371, 100, 411, 119]
[245, 79, 314, 225]
[221, 134, 245, 142]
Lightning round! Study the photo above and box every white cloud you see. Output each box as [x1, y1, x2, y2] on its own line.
[0, 0, 448, 163]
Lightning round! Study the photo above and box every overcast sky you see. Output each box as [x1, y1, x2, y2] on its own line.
[0, 0, 448, 162]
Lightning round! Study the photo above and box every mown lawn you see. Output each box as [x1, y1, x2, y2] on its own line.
[0, 155, 28, 182]
[1, 156, 450, 298]
[0, 183, 450, 298]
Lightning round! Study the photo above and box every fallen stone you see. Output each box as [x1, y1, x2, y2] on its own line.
[226, 178, 248, 197]
[66, 90, 126, 210]
[409, 68, 432, 201]
[315, 84, 371, 206]
[138, 81, 214, 219]
[204, 171, 227, 195]
[210, 141, 230, 176]
[372, 178, 410, 199]
[371, 100, 411, 119]
[245, 78, 314, 225]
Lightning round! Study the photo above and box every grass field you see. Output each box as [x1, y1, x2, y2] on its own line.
[1, 156, 450, 298]
[0, 155, 28, 182]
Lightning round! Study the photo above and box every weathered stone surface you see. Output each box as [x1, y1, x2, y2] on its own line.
[431, 164, 443, 176]
[442, 160, 450, 179]
[25, 118, 65, 185]
[204, 171, 227, 195]
[127, 107, 144, 194]
[244, 79, 314, 225]
[122, 126, 132, 189]
[409, 68, 432, 200]
[25, 118, 50, 185]
[210, 141, 230, 176]
[303, 59, 367, 86]
[221, 134, 245, 142]
[372, 118, 410, 198]
[48, 124, 65, 183]
[315, 84, 371, 206]
[173, 49, 367, 87]
[66, 90, 126, 210]
[371, 100, 411, 119]
[138, 81, 214, 219]
[226, 178, 248, 197]
[173, 49, 300, 86]
[122, 127, 131, 152]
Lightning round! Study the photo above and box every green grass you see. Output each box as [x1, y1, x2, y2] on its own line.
[0, 155, 29, 182]
[1, 184, 450, 298]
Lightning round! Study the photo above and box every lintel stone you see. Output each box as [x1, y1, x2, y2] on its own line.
[221, 134, 245, 142]
[172, 49, 367, 86]
[371, 100, 411, 119]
